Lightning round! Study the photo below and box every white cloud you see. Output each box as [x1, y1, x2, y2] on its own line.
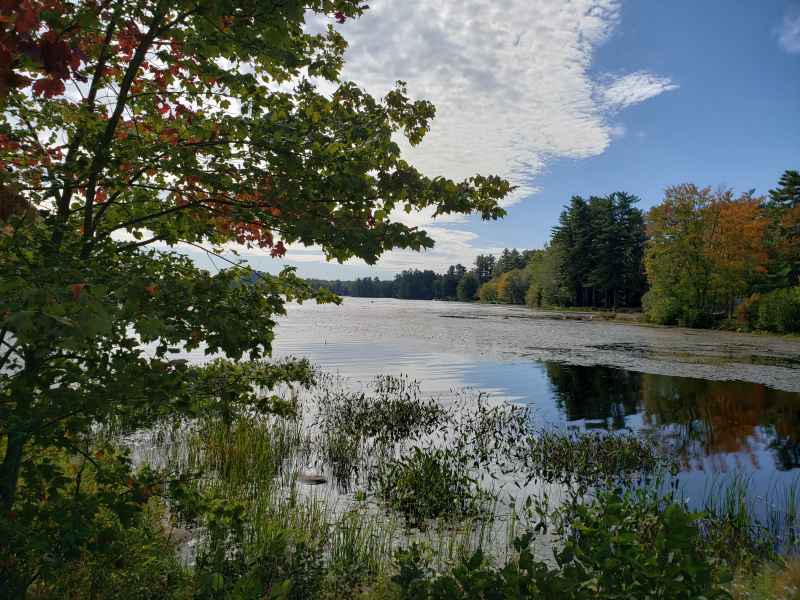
[608, 123, 627, 139]
[296, 1, 678, 274]
[777, 10, 800, 54]
[363, 227, 505, 272]
[331, 0, 619, 200]
[600, 71, 679, 110]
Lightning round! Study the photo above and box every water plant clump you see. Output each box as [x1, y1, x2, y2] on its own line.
[526, 429, 668, 487]
[310, 374, 453, 487]
[314, 374, 450, 446]
[185, 415, 304, 489]
[451, 393, 531, 471]
[371, 447, 494, 525]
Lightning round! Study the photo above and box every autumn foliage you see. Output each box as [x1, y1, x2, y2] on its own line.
[643, 178, 799, 328]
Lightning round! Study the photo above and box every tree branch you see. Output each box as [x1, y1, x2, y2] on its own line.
[53, 4, 122, 247]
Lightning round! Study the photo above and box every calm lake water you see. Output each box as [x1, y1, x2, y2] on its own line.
[271, 297, 800, 515]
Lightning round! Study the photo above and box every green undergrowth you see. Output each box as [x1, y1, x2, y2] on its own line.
[6, 372, 800, 599]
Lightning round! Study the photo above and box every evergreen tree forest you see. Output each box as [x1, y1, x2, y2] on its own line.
[315, 173, 800, 333]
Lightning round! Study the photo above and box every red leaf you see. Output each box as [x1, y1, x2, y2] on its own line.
[70, 283, 86, 300]
[32, 77, 65, 98]
[68, 47, 84, 71]
[144, 284, 158, 296]
[15, 1, 39, 34]
[270, 241, 286, 258]
[94, 189, 107, 203]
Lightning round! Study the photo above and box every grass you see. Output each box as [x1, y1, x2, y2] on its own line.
[118, 371, 800, 599]
[526, 429, 667, 487]
[731, 557, 800, 600]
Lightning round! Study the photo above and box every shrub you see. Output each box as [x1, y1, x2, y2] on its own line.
[643, 289, 717, 328]
[391, 492, 732, 600]
[735, 287, 800, 333]
[642, 288, 682, 325]
[1, 446, 190, 600]
[754, 286, 800, 333]
[371, 448, 490, 525]
[478, 281, 498, 303]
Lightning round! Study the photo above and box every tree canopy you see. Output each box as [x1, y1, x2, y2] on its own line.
[0, 1, 511, 592]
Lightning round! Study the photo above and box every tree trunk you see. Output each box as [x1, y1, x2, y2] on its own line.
[0, 430, 25, 511]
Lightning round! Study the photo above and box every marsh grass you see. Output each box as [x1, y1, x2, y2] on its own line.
[125, 371, 800, 598]
[311, 374, 452, 488]
[313, 374, 449, 445]
[526, 429, 667, 487]
[688, 474, 800, 564]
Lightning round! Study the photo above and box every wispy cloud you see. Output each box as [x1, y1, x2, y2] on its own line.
[777, 9, 800, 54]
[600, 72, 679, 110]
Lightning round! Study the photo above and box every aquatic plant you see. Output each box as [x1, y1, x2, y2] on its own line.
[392, 491, 731, 600]
[313, 375, 450, 446]
[371, 447, 493, 525]
[526, 429, 667, 487]
[692, 474, 800, 565]
[451, 394, 530, 471]
[184, 415, 304, 490]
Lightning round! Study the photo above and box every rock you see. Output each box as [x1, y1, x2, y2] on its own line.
[298, 470, 327, 485]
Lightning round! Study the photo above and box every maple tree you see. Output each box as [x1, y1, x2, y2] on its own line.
[703, 191, 769, 316]
[643, 185, 779, 326]
[0, 1, 510, 593]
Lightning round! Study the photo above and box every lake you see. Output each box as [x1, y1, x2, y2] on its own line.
[271, 297, 800, 517]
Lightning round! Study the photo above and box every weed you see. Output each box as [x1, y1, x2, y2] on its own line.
[371, 447, 493, 525]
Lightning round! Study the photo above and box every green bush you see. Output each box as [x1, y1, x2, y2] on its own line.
[753, 286, 800, 333]
[1, 445, 190, 600]
[642, 288, 682, 325]
[735, 287, 800, 333]
[642, 289, 717, 328]
[478, 281, 498, 303]
[371, 448, 490, 525]
[392, 492, 732, 600]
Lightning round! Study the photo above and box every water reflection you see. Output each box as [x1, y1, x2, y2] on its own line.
[543, 363, 641, 430]
[540, 362, 800, 475]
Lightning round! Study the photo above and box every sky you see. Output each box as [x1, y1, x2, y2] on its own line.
[190, 0, 800, 280]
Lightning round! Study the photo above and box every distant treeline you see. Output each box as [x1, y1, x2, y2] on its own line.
[309, 170, 800, 332]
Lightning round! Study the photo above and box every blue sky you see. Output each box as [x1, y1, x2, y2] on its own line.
[193, 1, 800, 280]
[477, 1, 800, 251]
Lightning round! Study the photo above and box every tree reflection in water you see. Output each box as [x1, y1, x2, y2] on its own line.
[541, 362, 800, 474]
